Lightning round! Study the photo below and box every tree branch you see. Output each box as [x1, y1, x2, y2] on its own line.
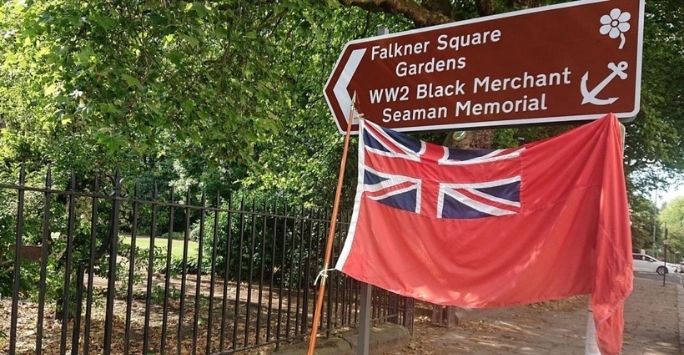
[339, 0, 452, 26]
[422, 0, 455, 19]
[506, 0, 544, 9]
[475, 0, 496, 16]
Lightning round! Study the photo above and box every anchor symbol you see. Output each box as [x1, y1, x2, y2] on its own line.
[580, 61, 629, 105]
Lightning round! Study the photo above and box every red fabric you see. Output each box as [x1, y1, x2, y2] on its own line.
[335, 114, 632, 354]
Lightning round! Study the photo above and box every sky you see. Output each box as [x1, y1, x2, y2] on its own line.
[661, 182, 684, 207]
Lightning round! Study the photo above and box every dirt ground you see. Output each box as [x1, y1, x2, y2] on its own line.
[0, 274, 317, 355]
[385, 277, 681, 355]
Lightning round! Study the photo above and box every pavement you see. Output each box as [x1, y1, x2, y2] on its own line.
[623, 273, 680, 354]
[276, 273, 682, 354]
[384, 273, 683, 354]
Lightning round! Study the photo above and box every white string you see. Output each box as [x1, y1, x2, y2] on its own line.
[314, 268, 337, 286]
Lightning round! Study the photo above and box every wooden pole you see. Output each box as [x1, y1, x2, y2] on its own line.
[306, 93, 358, 355]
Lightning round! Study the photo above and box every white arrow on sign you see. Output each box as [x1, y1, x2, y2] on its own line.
[332, 48, 366, 123]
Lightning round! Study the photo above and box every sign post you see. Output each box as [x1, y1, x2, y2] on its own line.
[357, 283, 372, 355]
[663, 234, 669, 287]
[324, 0, 644, 134]
[353, 25, 388, 355]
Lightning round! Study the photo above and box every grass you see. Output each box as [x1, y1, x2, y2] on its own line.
[120, 235, 199, 260]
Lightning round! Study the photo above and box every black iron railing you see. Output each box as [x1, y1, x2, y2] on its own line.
[1, 166, 413, 354]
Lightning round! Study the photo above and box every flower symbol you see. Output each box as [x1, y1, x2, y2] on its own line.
[600, 8, 631, 49]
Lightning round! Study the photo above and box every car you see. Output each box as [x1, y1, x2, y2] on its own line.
[633, 253, 679, 275]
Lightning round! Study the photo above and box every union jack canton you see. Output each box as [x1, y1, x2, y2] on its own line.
[360, 120, 523, 219]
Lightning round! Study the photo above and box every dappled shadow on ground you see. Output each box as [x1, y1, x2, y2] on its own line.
[385, 277, 682, 355]
[384, 296, 588, 355]
[4, 295, 287, 354]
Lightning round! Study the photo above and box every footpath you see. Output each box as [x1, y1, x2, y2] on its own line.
[384, 276, 681, 354]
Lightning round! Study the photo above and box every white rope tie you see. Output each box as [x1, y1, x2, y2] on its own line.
[314, 268, 337, 286]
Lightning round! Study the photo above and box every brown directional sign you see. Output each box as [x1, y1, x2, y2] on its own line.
[324, 0, 644, 134]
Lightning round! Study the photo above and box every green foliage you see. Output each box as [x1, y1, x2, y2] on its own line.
[0, 188, 18, 296]
[630, 194, 658, 251]
[1, 0, 292, 178]
[148, 284, 180, 305]
[240, 6, 411, 204]
[659, 197, 684, 254]
[194, 193, 327, 287]
[0, 0, 410, 207]
[118, 238, 168, 280]
[626, 0, 684, 192]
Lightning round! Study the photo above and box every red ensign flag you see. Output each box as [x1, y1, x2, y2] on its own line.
[335, 114, 632, 354]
